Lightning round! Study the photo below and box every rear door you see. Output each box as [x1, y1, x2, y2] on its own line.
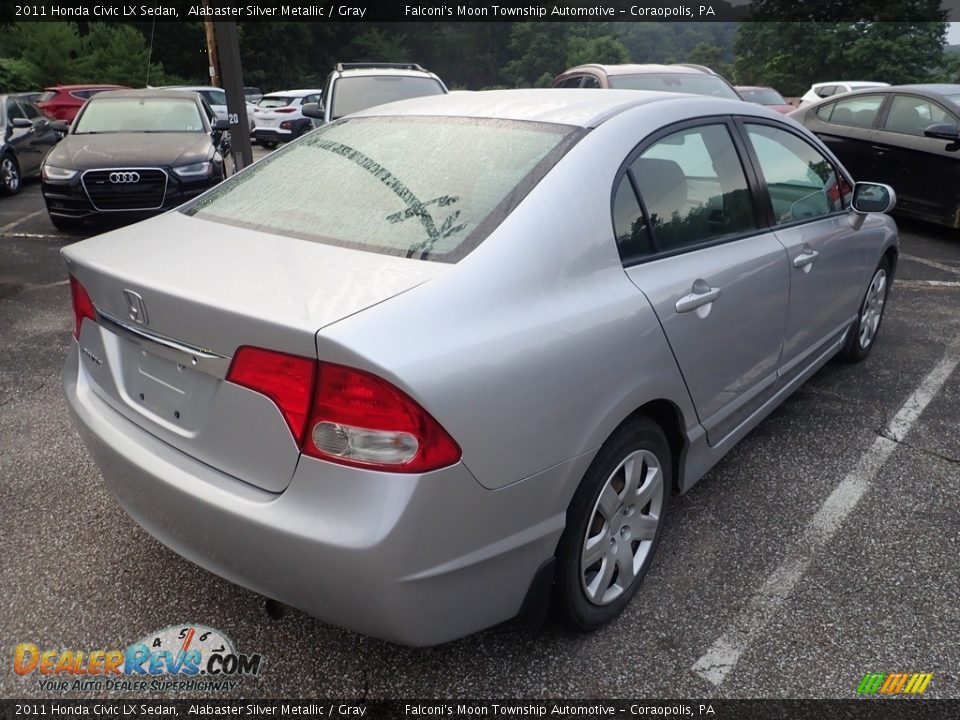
[806, 93, 887, 182]
[873, 93, 960, 221]
[620, 120, 790, 445]
[4, 98, 41, 173]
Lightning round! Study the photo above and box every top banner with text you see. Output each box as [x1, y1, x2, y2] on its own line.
[3, 0, 959, 23]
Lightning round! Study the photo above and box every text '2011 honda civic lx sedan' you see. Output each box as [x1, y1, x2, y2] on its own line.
[62, 89, 899, 646]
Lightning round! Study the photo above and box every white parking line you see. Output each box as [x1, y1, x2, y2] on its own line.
[900, 253, 960, 276]
[896, 280, 960, 289]
[0, 209, 44, 234]
[691, 337, 960, 687]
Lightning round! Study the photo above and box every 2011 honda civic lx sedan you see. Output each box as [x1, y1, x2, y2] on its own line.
[62, 90, 898, 646]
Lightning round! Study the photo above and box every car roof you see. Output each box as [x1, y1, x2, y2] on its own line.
[90, 89, 203, 101]
[333, 63, 439, 79]
[351, 88, 761, 128]
[812, 81, 889, 87]
[898, 83, 960, 95]
[44, 84, 127, 91]
[736, 85, 778, 91]
[263, 89, 323, 97]
[563, 64, 715, 76]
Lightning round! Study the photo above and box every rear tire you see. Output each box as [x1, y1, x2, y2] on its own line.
[555, 417, 671, 631]
[260, 140, 278, 150]
[0, 154, 21, 196]
[841, 257, 891, 363]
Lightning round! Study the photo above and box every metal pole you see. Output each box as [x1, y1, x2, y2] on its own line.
[213, 21, 253, 172]
[202, 12, 220, 87]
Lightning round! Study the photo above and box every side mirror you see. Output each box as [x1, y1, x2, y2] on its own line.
[923, 122, 960, 141]
[51, 120, 69, 134]
[849, 182, 896, 229]
[11, 117, 32, 129]
[212, 118, 230, 132]
[302, 102, 323, 120]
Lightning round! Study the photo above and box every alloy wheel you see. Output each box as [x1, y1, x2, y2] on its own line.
[581, 448, 664, 606]
[1, 157, 20, 193]
[858, 268, 887, 350]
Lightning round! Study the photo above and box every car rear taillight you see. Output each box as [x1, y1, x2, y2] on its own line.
[226, 347, 316, 442]
[225, 350, 461, 473]
[280, 121, 293, 130]
[69, 275, 96, 340]
[304, 362, 461, 473]
[275, 107, 296, 114]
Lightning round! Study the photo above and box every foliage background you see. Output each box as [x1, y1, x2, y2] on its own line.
[0, 9, 956, 96]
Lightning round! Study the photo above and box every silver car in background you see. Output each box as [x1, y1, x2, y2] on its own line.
[62, 90, 898, 645]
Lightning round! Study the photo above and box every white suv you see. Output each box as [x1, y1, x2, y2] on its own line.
[308, 63, 447, 126]
[799, 81, 889, 107]
[251, 89, 323, 149]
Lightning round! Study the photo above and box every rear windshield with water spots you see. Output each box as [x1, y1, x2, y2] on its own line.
[185, 116, 581, 262]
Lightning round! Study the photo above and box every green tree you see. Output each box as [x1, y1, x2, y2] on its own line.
[75, 24, 170, 87]
[734, 1, 948, 95]
[0, 22, 81, 85]
[566, 35, 630, 67]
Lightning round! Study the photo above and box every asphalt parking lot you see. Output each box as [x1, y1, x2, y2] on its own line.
[1, 162, 958, 700]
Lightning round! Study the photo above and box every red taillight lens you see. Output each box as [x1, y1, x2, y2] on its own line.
[69, 275, 96, 340]
[304, 362, 461, 473]
[226, 350, 461, 473]
[274, 107, 296, 114]
[279, 121, 293, 130]
[226, 347, 316, 442]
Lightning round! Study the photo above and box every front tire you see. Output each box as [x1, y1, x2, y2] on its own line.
[0, 154, 21, 196]
[556, 417, 671, 631]
[841, 257, 891, 363]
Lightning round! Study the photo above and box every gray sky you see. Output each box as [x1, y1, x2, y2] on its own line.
[949, 21, 960, 43]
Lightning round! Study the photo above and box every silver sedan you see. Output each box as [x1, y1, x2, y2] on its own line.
[62, 89, 898, 645]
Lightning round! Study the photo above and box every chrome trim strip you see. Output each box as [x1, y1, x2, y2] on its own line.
[80, 167, 169, 212]
[97, 310, 231, 380]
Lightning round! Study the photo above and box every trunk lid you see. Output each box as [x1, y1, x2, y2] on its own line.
[64, 211, 446, 492]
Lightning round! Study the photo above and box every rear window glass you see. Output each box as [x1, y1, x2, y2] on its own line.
[330, 76, 445, 119]
[186, 116, 579, 262]
[739, 88, 787, 105]
[39, 90, 57, 102]
[608, 73, 739, 100]
[259, 96, 295, 108]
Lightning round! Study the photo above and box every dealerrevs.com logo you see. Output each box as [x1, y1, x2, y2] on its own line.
[857, 672, 933, 695]
[14, 624, 263, 693]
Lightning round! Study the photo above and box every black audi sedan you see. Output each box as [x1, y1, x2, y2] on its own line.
[41, 89, 228, 230]
[791, 84, 960, 228]
[2, 94, 64, 196]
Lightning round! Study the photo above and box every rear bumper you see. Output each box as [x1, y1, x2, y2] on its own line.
[63, 344, 572, 645]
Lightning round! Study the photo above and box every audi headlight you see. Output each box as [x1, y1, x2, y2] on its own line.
[42, 165, 77, 181]
[172, 162, 213, 178]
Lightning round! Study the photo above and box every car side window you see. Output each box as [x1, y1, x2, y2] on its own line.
[820, 95, 884, 128]
[6, 100, 25, 120]
[630, 124, 756, 252]
[884, 95, 954, 136]
[559, 76, 583, 88]
[815, 85, 839, 98]
[19, 100, 41, 120]
[581, 76, 601, 89]
[746, 123, 848, 224]
[611, 174, 654, 262]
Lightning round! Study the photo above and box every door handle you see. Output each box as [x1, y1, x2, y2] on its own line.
[676, 282, 721, 313]
[793, 249, 819, 269]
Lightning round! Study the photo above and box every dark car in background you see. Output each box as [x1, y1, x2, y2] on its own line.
[736, 85, 794, 114]
[1, 94, 64, 196]
[791, 84, 960, 228]
[41, 89, 228, 230]
[37, 84, 130, 123]
[552, 63, 742, 99]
